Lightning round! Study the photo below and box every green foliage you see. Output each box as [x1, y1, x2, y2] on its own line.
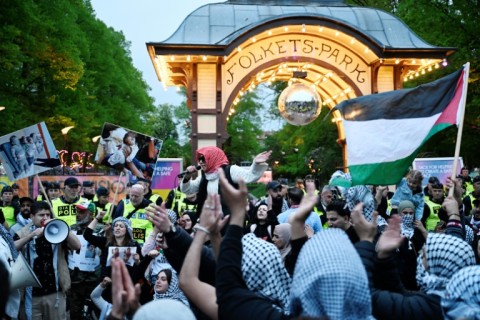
[224, 91, 263, 164]
[143, 103, 192, 162]
[0, 0, 155, 152]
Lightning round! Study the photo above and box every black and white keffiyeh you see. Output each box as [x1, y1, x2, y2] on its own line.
[241, 233, 291, 314]
[464, 224, 474, 245]
[154, 268, 189, 307]
[441, 265, 480, 320]
[290, 229, 373, 319]
[401, 214, 415, 240]
[416, 233, 476, 297]
[346, 185, 387, 226]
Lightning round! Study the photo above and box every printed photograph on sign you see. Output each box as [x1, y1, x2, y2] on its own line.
[0, 122, 60, 180]
[94, 123, 162, 182]
[106, 246, 137, 267]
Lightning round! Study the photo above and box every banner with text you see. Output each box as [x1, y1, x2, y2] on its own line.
[151, 158, 183, 200]
[412, 157, 463, 187]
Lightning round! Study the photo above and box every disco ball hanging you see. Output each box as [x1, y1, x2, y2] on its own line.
[278, 83, 321, 126]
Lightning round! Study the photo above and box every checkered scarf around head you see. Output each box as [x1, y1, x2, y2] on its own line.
[464, 224, 474, 245]
[441, 265, 480, 320]
[241, 233, 291, 314]
[154, 268, 190, 307]
[290, 229, 373, 319]
[196, 146, 229, 174]
[416, 233, 475, 297]
[346, 185, 387, 226]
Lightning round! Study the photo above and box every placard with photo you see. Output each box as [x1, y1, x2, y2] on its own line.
[0, 122, 60, 180]
[106, 246, 137, 267]
[94, 123, 162, 182]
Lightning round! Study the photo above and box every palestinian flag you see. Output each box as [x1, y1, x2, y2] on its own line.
[334, 64, 469, 186]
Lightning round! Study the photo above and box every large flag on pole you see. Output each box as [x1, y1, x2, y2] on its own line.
[334, 65, 469, 186]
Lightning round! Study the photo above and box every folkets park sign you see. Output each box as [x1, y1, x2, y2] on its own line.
[222, 33, 371, 102]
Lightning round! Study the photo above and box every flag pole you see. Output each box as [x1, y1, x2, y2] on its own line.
[36, 174, 54, 215]
[449, 62, 470, 197]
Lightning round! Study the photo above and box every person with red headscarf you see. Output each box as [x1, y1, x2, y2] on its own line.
[180, 147, 271, 217]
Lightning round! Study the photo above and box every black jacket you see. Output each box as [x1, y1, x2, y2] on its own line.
[355, 241, 443, 320]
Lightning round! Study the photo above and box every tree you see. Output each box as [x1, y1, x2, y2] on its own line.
[0, 0, 155, 153]
[223, 91, 263, 164]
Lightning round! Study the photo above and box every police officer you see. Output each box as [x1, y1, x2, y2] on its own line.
[113, 184, 152, 244]
[51, 177, 87, 227]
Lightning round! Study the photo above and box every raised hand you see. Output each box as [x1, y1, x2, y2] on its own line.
[253, 150, 272, 164]
[376, 215, 405, 259]
[351, 203, 378, 242]
[218, 168, 248, 226]
[110, 258, 141, 319]
[146, 203, 171, 233]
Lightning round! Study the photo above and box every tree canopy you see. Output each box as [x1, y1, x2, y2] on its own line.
[0, 0, 155, 152]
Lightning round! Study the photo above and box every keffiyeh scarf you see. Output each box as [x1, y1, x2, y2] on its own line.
[416, 233, 475, 297]
[441, 265, 480, 320]
[241, 233, 291, 314]
[0, 224, 18, 259]
[154, 268, 189, 307]
[290, 229, 373, 319]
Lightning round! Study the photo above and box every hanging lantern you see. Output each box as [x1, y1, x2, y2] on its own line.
[278, 83, 321, 126]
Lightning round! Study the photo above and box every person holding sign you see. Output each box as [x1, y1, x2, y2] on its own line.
[113, 184, 153, 244]
[83, 216, 143, 302]
[69, 200, 102, 320]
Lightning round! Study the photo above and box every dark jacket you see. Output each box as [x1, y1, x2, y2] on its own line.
[355, 241, 443, 320]
[163, 227, 217, 286]
[216, 225, 291, 320]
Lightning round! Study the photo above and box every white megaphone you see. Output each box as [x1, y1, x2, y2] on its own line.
[44, 219, 70, 244]
[10, 253, 42, 290]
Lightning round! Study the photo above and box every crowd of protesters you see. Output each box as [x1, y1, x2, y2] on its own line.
[1, 146, 479, 320]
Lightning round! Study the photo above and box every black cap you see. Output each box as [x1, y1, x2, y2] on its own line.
[11, 183, 19, 189]
[1, 186, 13, 194]
[473, 175, 480, 184]
[96, 186, 109, 197]
[266, 181, 281, 191]
[82, 180, 94, 187]
[64, 177, 80, 187]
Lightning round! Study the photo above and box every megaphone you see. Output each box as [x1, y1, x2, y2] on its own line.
[44, 219, 70, 244]
[10, 253, 42, 290]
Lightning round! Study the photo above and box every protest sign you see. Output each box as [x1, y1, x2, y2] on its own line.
[94, 123, 162, 182]
[0, 122, 60, 180]
[412, 157, 463, 186]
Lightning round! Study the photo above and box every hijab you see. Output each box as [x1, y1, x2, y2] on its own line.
[441, 265, 480, 320]
[241, 233, 291, 314]
[416, 233, 475, 297]
[196, 146, 228, 174]
[154, 268, 189, 307]
[275, 223, 292, 261]
[290, 229, 373, 319]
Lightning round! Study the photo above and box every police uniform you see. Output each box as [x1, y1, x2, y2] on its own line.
[52, 196, 87, 227]
[115, 198, 152, 244]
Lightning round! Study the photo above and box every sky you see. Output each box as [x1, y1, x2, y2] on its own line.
[90, 0, 220, 106]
